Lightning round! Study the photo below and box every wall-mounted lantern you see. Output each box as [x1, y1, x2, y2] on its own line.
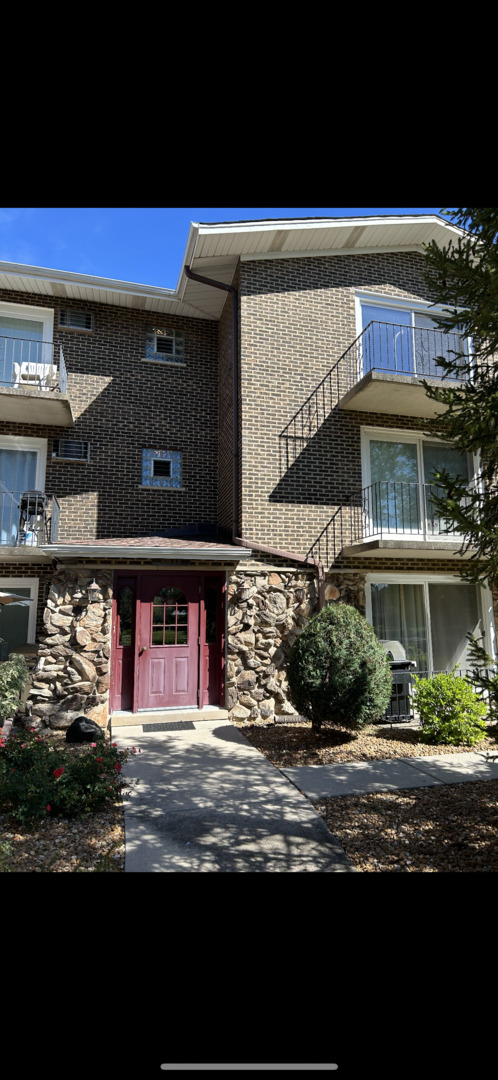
[87, 578, 101, 602]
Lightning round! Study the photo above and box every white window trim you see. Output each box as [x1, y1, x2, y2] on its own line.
[0, 576, 39, 643]
[365, 571, 496, 672]
[0, 300, 54, 342]
[360, 425, 479, 541]
[354, 291, 453, 339]
[0, 435, 47, 491]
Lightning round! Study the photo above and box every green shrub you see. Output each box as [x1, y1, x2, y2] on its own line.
[286, 602, 392, 731]
[411, 670, 488, 746]
[0, 654, 28, 722]
[0, 728, 138, 823]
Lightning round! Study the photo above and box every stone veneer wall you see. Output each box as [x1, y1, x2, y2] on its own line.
[26, 568, 112, 730]
[23, 562, 409, 728]
[226, 567, 366, 721]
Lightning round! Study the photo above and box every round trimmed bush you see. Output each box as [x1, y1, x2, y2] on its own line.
[287, 602, 392, 731]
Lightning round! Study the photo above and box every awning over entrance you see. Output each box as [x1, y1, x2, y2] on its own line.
[42, 535, 252, 562]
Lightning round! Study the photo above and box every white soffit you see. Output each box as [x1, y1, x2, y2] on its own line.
[0, 215, 463, 323]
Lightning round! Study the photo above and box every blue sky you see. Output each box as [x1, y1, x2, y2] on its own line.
[0, 207, 447, 291]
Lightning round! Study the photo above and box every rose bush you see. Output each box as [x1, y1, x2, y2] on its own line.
[0, 728, 138, 823]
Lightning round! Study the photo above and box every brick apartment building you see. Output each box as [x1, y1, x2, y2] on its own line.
[0, 214, 496, 730]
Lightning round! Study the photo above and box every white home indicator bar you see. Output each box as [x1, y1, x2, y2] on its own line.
[160, 1067, 338, 1072]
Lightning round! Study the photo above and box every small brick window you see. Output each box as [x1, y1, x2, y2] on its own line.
[145, 327, 184, 363]
[142, 449, 182, 489]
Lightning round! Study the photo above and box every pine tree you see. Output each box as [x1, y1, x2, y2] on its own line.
[422, 208, 498, 586]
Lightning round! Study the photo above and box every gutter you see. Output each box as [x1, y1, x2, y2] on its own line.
[184, 264, 325, 610]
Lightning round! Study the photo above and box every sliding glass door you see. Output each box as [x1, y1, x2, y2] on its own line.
[363, 430, 472, 538]
[368, 577, 486, 675]
[0, 437, 46, 545]
[360, 300, 465, 378]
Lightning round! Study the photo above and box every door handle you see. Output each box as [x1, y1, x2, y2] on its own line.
[140, 646, 148, 655]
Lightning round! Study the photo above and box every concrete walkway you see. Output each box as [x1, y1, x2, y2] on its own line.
[112, 717, 498, 873]
[281, 749, 498, 799]
[112, 718, 356, 873]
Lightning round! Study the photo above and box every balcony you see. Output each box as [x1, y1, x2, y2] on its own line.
[339, 321, 468, 418]
[0, 336, 74, 426]
[343, 480, 475, 558]
[0, 489, 60, 561]
[307, 482, 477, 566]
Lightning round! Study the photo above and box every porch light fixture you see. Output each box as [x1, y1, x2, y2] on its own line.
[87, 578, 101, 602]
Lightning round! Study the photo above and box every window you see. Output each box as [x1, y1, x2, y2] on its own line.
[141, 449, 182, 489]
[0, 302, 54, 388]
[355, 293, 467, 380]
[52, 439, 90, 462]
[59, 309, 93, 331]
[361, 427, 475, 539]
[0, 436, 47, 545]
[0, 577, 39, 646]
[366, 574, 493, 677]
[151, 587, 188, 646]
[145, 327, 184, 364]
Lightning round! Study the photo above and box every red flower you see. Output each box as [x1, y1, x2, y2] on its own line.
[115, 762, 122, 772]
[97, 757, 103, 762]
[53, 766, 64, 778]
[46, 805, 51, 812]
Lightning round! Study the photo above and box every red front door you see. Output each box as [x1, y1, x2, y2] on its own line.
[111, 571, 225, 714]
[137, 574, 200, 710]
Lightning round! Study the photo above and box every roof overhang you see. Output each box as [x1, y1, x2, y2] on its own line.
[0, 214, 465, 324]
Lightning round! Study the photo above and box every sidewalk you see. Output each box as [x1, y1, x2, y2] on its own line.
[281, 749, 498, 799]
[112, 718, 357, 873]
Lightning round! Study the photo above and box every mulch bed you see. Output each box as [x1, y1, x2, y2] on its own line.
[233, 717, 498, 872]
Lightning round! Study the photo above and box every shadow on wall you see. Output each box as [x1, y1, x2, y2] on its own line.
[271, 407, 361, 507]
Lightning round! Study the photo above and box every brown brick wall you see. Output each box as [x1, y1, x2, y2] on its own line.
[0, 290, 219, 541]
[217, 274, 237, 536]
[238, 251, 441, 556]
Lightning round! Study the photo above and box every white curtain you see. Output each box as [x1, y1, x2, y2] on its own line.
[371, 582, 428, 670]
[0, 449, 37, 543]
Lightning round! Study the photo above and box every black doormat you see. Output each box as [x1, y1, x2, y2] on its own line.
[141, 721, 196, 732]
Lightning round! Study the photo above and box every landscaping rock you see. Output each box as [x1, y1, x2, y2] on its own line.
[66, 716, 105, 743]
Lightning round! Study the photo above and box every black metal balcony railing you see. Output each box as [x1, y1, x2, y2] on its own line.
[0, 490, 60, 546]
[280, 322, 468, 470]
[351, 321, 468, 384]
[360, 481, 471, 540]
[307, 481, 475, 567]
[0, 336, 67, 392]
